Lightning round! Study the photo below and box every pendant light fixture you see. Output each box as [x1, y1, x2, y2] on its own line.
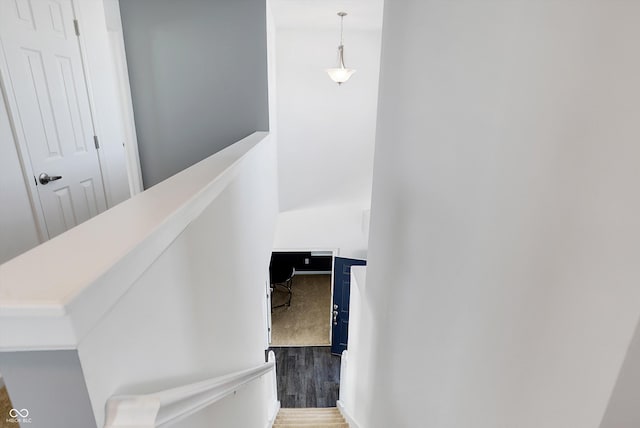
[326, 12, 355, 85]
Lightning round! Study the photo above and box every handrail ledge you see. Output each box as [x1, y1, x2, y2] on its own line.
[104, 361, 274, 428]
[0, 132, 270, 352]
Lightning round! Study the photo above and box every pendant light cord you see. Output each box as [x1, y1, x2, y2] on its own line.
[335, 12, 348, 70]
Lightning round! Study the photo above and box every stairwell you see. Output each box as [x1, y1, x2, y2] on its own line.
[273, 408, 349, 428]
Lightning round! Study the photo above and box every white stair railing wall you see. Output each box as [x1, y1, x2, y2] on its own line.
[104, 352, 277, 428]
[267, 349, 281, 424]
[336, 266, 368, 428]
[0, 132, 279, 428]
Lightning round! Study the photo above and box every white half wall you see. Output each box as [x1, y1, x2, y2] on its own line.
[77, 135, 278, 427]
[361, 1, 640, 427]
[340, 266, 369, 428]
[273, 26, 381, 257]
[0, 133, 278, 428]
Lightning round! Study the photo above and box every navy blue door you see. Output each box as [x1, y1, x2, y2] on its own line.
[331, 257, 367, 355]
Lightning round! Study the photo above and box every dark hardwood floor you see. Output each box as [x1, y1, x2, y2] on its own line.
[270, 346, 341, 408]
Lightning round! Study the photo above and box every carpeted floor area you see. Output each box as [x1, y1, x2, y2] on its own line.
[271, 275, 332, 346]
[0, 386, 15, 428]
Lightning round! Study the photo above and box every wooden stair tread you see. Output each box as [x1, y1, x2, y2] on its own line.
[273, 407, 349, 428]
[273, 422, 349, 428]
[275, 419, 345, 424]
[273, 424, 348, 428]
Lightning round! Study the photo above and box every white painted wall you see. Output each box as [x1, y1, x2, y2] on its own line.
[274, 204, 369, 259]
[353, 1, 640, 427]
[273, 27, 381, 257]
[276, 28, 379, 211]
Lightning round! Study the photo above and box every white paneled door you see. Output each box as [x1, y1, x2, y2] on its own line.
[0, 0, 107, 238]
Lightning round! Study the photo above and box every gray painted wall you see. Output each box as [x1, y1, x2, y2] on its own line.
[0, 350, 96, 428]
[119, 0, 269, 187]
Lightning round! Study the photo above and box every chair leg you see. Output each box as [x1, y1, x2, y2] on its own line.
[285, 277, 293, 307]
[271, 276, 294, 310]
[271, 283, 292, 310]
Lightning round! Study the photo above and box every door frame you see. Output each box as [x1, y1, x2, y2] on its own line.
[0, 0, 142, 242]
[270, 247, 339, 345]
[72, 0, 143, 197]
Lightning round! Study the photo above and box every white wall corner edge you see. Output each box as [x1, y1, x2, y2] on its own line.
[337, 400, 361, 428]
[266, 400, 280, 428]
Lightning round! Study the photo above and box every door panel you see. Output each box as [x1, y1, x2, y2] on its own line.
[79, 178, 99, 216]
[331, 257, 366, 355]
[52, 185, 75, 228]
[14, 0, 36, 28]
[0, 0, 107, 238]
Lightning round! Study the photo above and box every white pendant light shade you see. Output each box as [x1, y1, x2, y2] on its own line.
[327, 12, 356, 85]
[326, 67, 356, 84]
[326, 45, 356, 84]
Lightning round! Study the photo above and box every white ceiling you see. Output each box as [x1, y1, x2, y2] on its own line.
[269, 0, 384, 31]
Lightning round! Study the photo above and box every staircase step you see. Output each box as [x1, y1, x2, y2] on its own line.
[277, 411, 342, 417]
[276, 415, 344, 419]
[273, 407, 348, 428]
[275, 418, 346, 424]
[273, 422, 349, 428]
[276, 412, 342, 415]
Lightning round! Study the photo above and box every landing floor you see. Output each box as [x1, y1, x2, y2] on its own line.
[270, 346, 341, 408]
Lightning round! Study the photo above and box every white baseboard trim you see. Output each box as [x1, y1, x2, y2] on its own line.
[337, 400, 361, 428]
[266, 400, 280, 428]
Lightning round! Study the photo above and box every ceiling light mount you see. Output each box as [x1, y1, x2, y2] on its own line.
[326, 11, 356, 85]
